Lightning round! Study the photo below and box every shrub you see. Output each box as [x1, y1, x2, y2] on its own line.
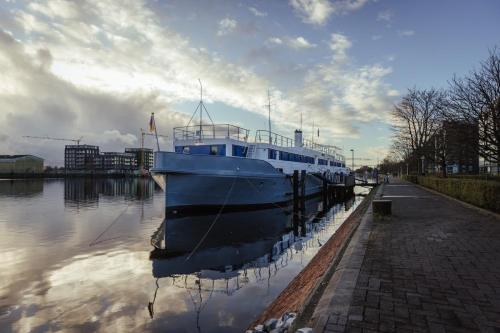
[405, 176, 500, 213]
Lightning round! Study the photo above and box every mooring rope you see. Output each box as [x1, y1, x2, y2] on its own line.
[184, 172, 239, 261]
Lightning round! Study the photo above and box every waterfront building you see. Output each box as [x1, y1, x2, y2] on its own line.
[65, 145, 100, 170]
[443, 120, 479, 174]
[0, 155, 44, 174]
[101, 152, 137, 171]
[125, 148, 154, 170]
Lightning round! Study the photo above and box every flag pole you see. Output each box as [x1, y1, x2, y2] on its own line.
[151, 112, 160, 151]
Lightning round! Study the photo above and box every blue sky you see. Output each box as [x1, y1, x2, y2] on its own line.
[0, 0, 499, 165]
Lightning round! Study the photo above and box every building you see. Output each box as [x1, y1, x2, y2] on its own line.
[0, 155, 44, 174]
[443, 120, 479, 174]
[101, 152, 137, 171]
[125, 148, 154, 170]
[65, 145, 100, 170]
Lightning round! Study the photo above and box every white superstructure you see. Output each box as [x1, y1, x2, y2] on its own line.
[172, 124, 349, 178]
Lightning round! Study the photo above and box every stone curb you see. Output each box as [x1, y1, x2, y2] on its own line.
[309, 184, 384, 333]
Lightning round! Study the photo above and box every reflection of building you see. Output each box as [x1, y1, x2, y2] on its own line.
[0, 179, 43, 196]
[65, 145, 100, 170]
[0, 155, 44, 174]
[64, 178, 156, 206]
[443, 121, 479, 174]
[125, 148, 154, 170]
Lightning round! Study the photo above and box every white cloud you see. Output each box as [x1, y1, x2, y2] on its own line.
[329, 32, 352, 62]
[371, 35, 382, 41]
[289, 0, 370, 25]
[398, 30, 415, 37]
[267, 37, 283, 45]
[290, 0, 333, 25]
[288, 32, 397, 139]
[267, 36, 316, 49]
[248, 7, 267, 17]
[377, 9, 393, 22]
[0, 0, 398, 162]
[216, 17, 237, 36]
[287, 36, 317, 49]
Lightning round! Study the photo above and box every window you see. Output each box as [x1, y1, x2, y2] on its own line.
[268, 148, 277, 159]
[175, 145, 226, 156]
[232, 145, 248, 157]
[318, 159, 328, 165]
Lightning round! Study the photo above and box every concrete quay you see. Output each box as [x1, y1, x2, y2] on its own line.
[310, 179, 500, 332]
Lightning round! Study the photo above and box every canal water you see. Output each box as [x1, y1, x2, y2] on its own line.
[0, 178, 368, 333]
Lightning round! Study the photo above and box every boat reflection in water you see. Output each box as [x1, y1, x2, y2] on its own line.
[147, 194, 355, 327]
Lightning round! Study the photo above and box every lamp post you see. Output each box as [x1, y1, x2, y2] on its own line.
[421, 155, 425, 176]
[350, 149, 354, 171]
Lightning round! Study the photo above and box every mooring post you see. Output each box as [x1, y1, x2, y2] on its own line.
[300, 170, 306, 236]
[322, 178, 328, 213]
[293, 170, 299, 236]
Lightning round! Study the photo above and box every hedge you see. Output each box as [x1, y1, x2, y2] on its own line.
[403, 175, 500, 213]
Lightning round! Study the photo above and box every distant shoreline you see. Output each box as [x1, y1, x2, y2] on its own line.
[0, 173, 149, 179]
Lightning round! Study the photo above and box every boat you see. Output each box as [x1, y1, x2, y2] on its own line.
[150, 88, 350, 214]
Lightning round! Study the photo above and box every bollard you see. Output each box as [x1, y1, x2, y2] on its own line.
[293, 170, 299, 236]
[372, 200, 392, 216]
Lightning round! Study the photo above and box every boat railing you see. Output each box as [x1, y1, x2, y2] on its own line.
[254, 130, 295, 148]
[254, 130, 345, 161]
[174, 124, 250, 141]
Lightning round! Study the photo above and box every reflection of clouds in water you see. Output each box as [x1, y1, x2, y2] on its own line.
[10, 250, 188, 333]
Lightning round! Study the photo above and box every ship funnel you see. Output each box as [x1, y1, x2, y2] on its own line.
[294, 129, 303, 147]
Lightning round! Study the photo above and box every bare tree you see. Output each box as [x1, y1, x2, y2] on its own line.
[448, 48, 500, 172]
[391, 88, 447, 173]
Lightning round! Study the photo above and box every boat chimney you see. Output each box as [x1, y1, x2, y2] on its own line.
[294, 129, 303, 147]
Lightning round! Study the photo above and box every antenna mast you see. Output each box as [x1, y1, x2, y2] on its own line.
[199, 79, 203, 141]
[266, 89, 272, 144]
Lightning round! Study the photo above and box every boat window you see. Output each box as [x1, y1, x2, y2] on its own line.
[268, 149, 277, 159]
[278, 151, 314, 164]
[174, 145, 226, 156]
[318, 159, 328, 165]
[232, 145, 248, 157]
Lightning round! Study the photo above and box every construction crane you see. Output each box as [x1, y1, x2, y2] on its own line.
[23, 135, 84, 145]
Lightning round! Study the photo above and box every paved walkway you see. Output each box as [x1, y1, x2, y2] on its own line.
[313, 179, 500, 332]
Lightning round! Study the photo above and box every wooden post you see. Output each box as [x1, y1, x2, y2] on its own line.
[300, 170, 306, 236]
[293, 170, 299, 236]
[322, 178, 328, 213]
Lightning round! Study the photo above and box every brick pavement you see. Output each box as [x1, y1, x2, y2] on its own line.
[315, 179, 500, 333]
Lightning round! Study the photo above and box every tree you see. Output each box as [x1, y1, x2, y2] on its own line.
[391, 88, 447, 173]
[448, 48, 500, 173]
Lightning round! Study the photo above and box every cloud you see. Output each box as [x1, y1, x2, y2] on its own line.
[0, 30, 188, 165]
[248, 7, 267, 17]
[267, 36, 316, 49]
[329, 32, 352, 62]
[290, 0, 333, 25]
[288, 32, 397, 139]
[288, 36, 316, 49]
[267, 37, 283, 45]
[377, 9, 393, 22]
[0, 1, 397, 162]
[398, 30, 415, 37]
[217, 17, 237, 36]
[371, 35, 382, 41]
[290, 0, 370, 25]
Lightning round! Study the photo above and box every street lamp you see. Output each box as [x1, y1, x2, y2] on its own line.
[350, 149, 354, 171]
[421, 155, 425, 175]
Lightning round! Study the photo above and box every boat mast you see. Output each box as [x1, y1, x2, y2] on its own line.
[267, 89, 272, 144]
[199, 79, 203, 141]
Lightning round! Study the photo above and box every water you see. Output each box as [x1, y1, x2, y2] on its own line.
[0, 178, 368, 333]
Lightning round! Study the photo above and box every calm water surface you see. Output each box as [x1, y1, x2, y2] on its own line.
[0, 178, 368, 333]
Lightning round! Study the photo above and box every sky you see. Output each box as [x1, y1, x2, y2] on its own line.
[0, 0, 499, 166]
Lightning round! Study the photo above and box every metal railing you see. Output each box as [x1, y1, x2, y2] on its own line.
[174, 124, 250, 141]
[254, 130, 295, 147]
